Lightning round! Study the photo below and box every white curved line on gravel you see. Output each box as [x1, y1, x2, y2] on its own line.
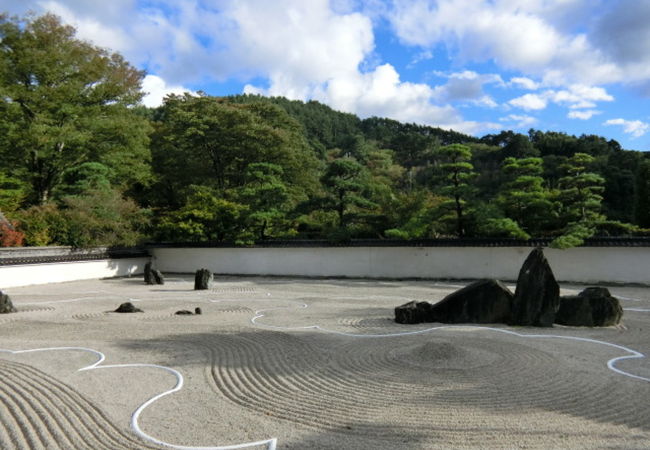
[0, 347, 277, 450]
[251, 303, 650, 383]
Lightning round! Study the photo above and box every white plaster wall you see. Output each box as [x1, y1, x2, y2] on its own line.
[0, 257, 149, 288]
[150, 246, 650, 285]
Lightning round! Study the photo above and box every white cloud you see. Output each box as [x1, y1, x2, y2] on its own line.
[509, 84, 614, 111]
[141, 75, 194, 107]
[567, 110, 600, 120]
[431, 71, 502, 107]
[509, 94, 547, 111]
[386, 0, 634, 87]
[500, 114, 538, 129]
[509, 77, 540, 90]
[604, 118, 649, 138]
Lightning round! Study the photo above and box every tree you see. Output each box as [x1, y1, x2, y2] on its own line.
[497, 157, 554, 237]
[237, 163, 291, 240]
[0, 13, 150, 204]
[435, 144, 476, 237]
[321, 157, 375, 229]
[551, 153, 605, 248]
[155, 186, 248, 243]
[635, 160, 650, 228]
[150, 95, 318, 209]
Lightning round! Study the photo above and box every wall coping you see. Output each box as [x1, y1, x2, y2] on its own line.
[148, 237, 650, 248]
[0, 246, 149, 266]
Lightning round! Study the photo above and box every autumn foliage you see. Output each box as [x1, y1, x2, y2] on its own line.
[0, 221, 25, 247]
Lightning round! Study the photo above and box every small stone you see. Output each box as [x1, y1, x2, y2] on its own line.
[194, 307, 202, 315]
[0, 290, 17, 314]
[114, 302, 143, 313]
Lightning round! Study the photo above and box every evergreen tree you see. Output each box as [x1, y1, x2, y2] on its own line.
[435, 144, 476, 237]
[551, 153, 605, 248]
[497, 157, 554, 237]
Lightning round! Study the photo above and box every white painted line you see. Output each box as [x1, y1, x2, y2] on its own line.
[0, 347, 277, 450]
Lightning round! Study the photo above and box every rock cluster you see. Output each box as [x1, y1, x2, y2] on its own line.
[194, 269, 213, 290]
[395, 247, 622, 328]
[0, 290, 17, 314]
[144, 262, 164, 285]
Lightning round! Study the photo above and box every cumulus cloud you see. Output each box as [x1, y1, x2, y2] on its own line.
[432, 71, 502, 107]
[509, 94, 547, 111]
[604, 119, 649, 138]
[509, 77, 540, 90]
[500, 114, 538, 130]
[509, 85, 614, 111]
[568, 110, 600, 120]
[141, 75, 195, 107]
[387, 0, 633, 87]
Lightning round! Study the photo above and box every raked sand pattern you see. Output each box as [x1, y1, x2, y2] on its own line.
[1, 276, 649, 449]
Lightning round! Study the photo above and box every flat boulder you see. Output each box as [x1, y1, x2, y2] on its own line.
[175, 310, 193, 315]
[429, 279, 513, 324]
[395, 300, 433, 324]
[194, 268, 212, 290]
[556, 287, 623, 327]
[0, 290, 17, 314]
[511, 248, 560, 327]
[114, 302, 143, 313]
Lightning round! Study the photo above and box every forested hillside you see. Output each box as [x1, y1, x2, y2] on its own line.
[1, 13, 649, 248]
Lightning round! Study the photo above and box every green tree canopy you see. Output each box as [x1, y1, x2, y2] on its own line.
[0, 13, 151, 204]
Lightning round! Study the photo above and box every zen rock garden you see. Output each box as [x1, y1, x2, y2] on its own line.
[395, 247, 623, 328]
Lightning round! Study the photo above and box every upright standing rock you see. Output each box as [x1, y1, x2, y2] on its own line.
[0, 290, 17, 314]
[144, 262, 155, 285]
[153, 269, 165, 285]
[194, 268, 213, 290]
[511, 247, 560, 327]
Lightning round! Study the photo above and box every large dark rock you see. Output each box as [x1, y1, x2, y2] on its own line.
[428, 279, 513, 324]
[511, 248, 560, 327]
[175, 310, 193, 315]
[152, 269, 164, 285]
[194, 269, 212, 290]
[114, 302, 143, 313]
[556, 287, 623, 327]
[0, 290, 17, 314]
[144, 262, 155, 285]
[395, 300, 434, 324]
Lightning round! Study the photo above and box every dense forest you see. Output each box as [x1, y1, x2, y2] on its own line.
[1, 13, 649, 249]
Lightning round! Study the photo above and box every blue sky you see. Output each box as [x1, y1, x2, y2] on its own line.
[3, 0, 650, 150]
